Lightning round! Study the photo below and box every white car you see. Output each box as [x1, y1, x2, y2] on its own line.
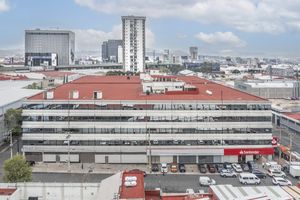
[267, 169, 286, 178]
[161, 163, 168, 173]
[272, 177, 292, 186]
[199, 176, 216, 186]
[232, 164, 243, 173]
[220, 169, 237, 177]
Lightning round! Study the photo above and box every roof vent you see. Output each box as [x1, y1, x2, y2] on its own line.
[206, 90, 212, 95]
[93, 91, 102, 99]
[45, 91, 54, 99]
[70, 90, 79, 99]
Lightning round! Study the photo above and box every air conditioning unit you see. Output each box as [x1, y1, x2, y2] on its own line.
[93, 91, 102, 99]
[45, 91, 54, 99]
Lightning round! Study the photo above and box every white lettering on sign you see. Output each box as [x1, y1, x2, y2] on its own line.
[239, 150, 260, 155]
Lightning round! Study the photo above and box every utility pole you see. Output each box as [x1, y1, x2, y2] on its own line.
[10, 130, 13, 158]
[278, 127, 282, 164]
[66, 134, 71, 172]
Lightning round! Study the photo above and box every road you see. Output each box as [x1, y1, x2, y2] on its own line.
[273, 126, 300, 153]
[30, 172, 300, 193]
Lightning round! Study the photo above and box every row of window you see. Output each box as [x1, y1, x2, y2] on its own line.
[23, 139, 272, 146]
[23, 103, 271, 111]
[23, 116, 271, 122]
[23, 128, 272, 134]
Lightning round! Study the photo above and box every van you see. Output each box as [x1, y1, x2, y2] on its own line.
[239, 173, 261, 185]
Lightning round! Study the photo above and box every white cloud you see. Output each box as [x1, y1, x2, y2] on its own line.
[0, 0, 9, 12]
[73, 25, 155, 51]
[195, 32, 246, 47]
[74, 0, 300, 34]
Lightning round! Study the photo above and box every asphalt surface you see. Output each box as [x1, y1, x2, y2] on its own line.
[30, 172, 300, 193]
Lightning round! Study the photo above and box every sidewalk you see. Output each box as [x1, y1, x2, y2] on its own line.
[32, 162, 150, 174]
[32, 163, 202, 175]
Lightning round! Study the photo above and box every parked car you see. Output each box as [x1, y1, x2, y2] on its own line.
[251, 170, 267, 179]
[232, 164, 243, 173]
[170, 164, 178, 173]
[186, 188, 195, 194]
[267, 169, 286, 178]
[220, 169, 237, 178]
[179, 163, 186, 173]
[241, 164, 250, 172]
[215, 163, 224, 173]
[161, 163, 168, 173]
[272, 177, 292, 186]
[129, 169, 147, 177]
[198, 164, 207, 173]
[207, 164, 216, 173]
[223, 162, 233, 170]
[199, 176, 216, 186]
[151, 164, 159, 172]
[247, 161, 258, 172]
[239, 173, 261, 185]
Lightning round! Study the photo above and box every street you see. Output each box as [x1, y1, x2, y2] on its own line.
[30, 172, 300, 193]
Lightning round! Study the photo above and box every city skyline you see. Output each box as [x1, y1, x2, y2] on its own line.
[0, 0, 300, 58]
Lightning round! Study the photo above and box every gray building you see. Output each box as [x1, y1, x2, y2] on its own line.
[234, 79, 300, 99]
[189, 46, 198, 61]
[101, 40, 122, 63]
[25, 29, 75, 66]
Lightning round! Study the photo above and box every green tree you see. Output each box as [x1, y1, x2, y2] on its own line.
[3, 155, 32, 182]
[4, 108, 22, 136]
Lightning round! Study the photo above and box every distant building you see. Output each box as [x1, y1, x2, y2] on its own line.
[122, 16, 146, 72]
[189, 46, 198, 61]
[101, 40, 122, 63]
[266, 65, 294, 78]
[234, 79, 300, 99]
[117, 45, 123, 64]
[25, 29, 75, 67]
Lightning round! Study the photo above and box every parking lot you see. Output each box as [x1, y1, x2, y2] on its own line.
[146, 162, 300, 193]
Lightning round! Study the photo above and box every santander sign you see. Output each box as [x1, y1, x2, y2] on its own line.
[224, 148, 274, 155]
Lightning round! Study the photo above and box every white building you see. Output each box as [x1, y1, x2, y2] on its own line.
[22, 75, 274, 164]
[122, 16, 146, 72]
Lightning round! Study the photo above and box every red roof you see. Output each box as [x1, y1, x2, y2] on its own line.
[29, 75, 267, 101]
[0, 73, 28, 81]
[0, 188, 17, 196]
[283, 112, 300, 121]
[119, 171, 145, 199]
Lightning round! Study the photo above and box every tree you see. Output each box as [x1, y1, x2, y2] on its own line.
[4, 108, 22, 136]
[3, 154, 32, 182]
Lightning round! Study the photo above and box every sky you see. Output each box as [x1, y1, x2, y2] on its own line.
[0, 0, 300, 57]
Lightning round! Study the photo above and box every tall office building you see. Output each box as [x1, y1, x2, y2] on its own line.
[101, 40, 123, 63]
[189, 46, 198, 61]
[122, 16, 146, 72]
[25, 29, 75, 66]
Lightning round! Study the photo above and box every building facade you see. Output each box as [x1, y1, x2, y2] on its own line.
[189, 46, 198, 61]
[25, 29, 75, 66]
[234, 80, 300, 99]
[22, 75, 274, 164]
[101, 40, 123, 63]
[122, 16, 146, 72]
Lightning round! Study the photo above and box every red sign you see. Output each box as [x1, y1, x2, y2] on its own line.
[224, 148, 274, 155]
[272, 136, 278, 146]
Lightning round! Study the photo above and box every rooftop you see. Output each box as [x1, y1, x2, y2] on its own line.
[0, 188, 17, 196]
[283, 112, 300, 121]
[29, 75, 267, 102]
[119, 171, 145, 199]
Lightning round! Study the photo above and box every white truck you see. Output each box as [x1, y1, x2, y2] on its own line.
[289, 165, 300, 178]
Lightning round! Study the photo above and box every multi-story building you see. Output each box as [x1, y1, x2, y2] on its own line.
[101, 40, 123, 63]
[189, 46, 198, 61]
[122, 16, 146, 72]
[22, 74, 274, 164]
[25, 29, 75, 66]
